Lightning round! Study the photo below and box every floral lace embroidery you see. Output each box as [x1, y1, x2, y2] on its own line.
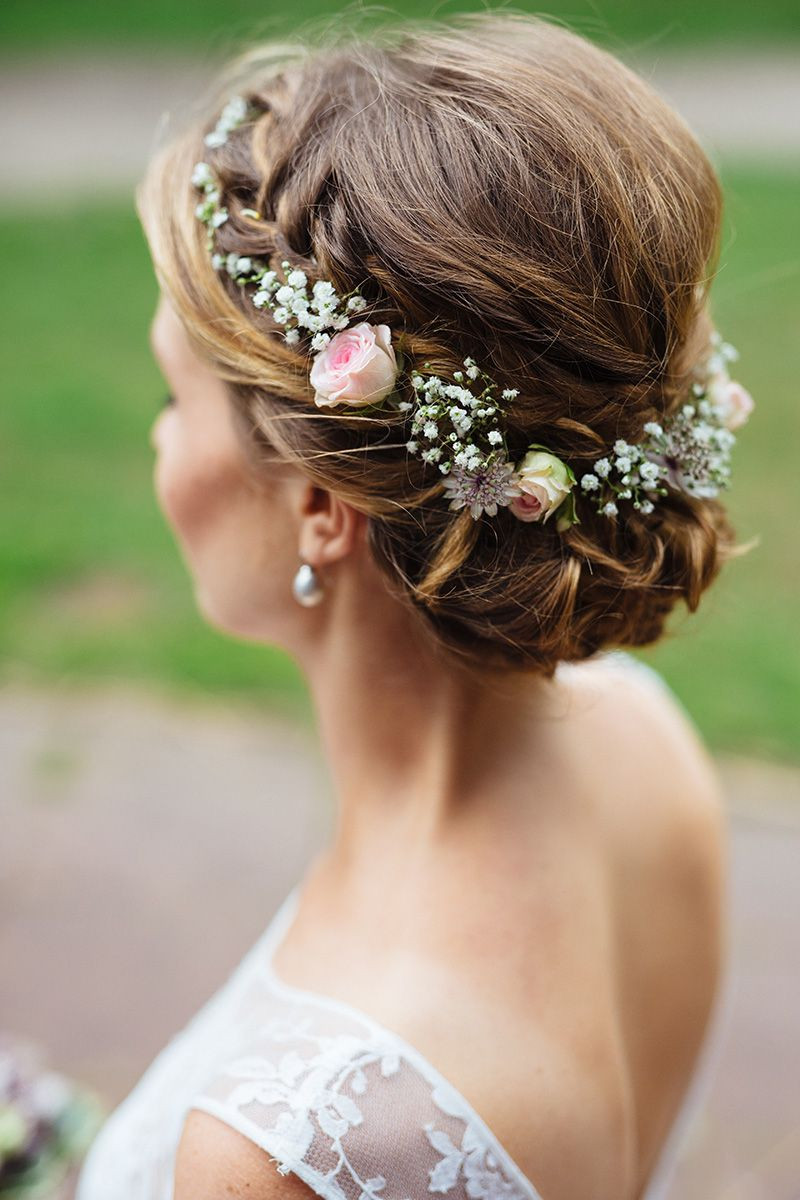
[191, 1005, 539, 1200]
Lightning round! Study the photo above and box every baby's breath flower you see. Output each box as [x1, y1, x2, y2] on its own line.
[191, 161, 214, 188]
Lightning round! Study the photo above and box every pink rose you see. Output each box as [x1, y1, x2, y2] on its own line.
[310, 322, 398, 409]
[510, 484, 548, 522]
[509, 449, 575, 523]
[707, 375, 754, 431]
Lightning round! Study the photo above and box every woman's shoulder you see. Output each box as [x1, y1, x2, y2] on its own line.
[558, 649, 727, 843]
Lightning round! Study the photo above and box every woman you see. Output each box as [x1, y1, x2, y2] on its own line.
[77, 11, 752, 1199]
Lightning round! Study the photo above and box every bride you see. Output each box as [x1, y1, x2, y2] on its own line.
[77, 11, 752, 1200]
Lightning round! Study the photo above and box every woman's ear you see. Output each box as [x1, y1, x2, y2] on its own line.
[294, 479, 368, 567]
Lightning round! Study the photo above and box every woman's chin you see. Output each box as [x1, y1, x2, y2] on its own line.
[193, 582, 275, 645]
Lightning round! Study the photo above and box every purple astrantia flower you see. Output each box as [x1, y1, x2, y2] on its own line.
[441, 456, 523, 519]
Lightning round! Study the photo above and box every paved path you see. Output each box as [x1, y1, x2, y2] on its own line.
[1, 680, 799, 1197]
[0, 47, 798, 204]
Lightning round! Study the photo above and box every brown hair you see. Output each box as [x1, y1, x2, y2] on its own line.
[137, 9, 752, 679]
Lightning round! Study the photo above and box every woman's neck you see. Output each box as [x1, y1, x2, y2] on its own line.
[296, 563, 571, 880]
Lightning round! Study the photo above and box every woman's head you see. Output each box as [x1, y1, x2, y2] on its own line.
[138, 10, 749, 680]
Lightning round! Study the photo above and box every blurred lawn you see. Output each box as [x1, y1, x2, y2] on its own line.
[0, 165, 798, 760]
[1, 0, 799, 52]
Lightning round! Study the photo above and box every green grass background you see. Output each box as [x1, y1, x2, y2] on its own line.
[2, 0, 799, 51]
[1, 163, 798, 760]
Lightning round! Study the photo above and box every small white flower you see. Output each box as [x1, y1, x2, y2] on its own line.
[580, 474, 600, 491]
[411, 375, 424, 389]
[346, 295, 367, 312]
[602, 501, 618, 517]
[406, 440, 419, 453]
[191, 161, 213, 188]
[424, 421, 439, 439]
[594, 458, 611, 478]
[235, 256, 253, 274]
[640, 500, 655, 514]
[313, 281, 336, 302]
[210, 208, 229, 228]
[252, 291, 270, 308]
[311, 332, 331, 352]
[284, 328, 300, 345]
[398, 401, 413, 412]
[615, 455, 632, 473]
[613, 439, 631, 455]
[287, 270, 307, 288]
[643, 422, 663, 437]
[211, 253, 224, 270]
[501, 388, 519, 400]
[272, 306, 289, 324]
[488, 429, 503, 445]
[275, 285, 295, 305]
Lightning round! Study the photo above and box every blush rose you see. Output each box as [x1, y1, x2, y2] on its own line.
[510, 449, 575, 523]
[707, 375, 755, 431]
[310, 323, 398, 409]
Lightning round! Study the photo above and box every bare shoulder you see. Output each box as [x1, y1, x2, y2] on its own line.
[587, 652, 728, 870]
[173, 1108, 315, 1200]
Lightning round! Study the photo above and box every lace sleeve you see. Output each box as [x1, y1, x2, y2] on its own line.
[187, 1000, 540, 1200]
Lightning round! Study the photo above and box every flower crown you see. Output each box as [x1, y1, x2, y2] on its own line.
[190, 95, 754, 529]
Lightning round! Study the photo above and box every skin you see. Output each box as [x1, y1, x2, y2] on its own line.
[151, 294, 728, 1200]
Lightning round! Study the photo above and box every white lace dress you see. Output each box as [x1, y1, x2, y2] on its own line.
[74, 653, 731, 1200]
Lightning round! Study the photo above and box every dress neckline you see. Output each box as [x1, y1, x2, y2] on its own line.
[254, 882, 546, 1200]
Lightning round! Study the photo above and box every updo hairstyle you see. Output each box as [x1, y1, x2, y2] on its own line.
[137, 10, 751, 679]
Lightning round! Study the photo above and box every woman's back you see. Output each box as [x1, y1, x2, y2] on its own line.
[169, 652, 728, 1200]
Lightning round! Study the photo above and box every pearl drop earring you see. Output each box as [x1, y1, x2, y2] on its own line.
[292, 561, 325, 607]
